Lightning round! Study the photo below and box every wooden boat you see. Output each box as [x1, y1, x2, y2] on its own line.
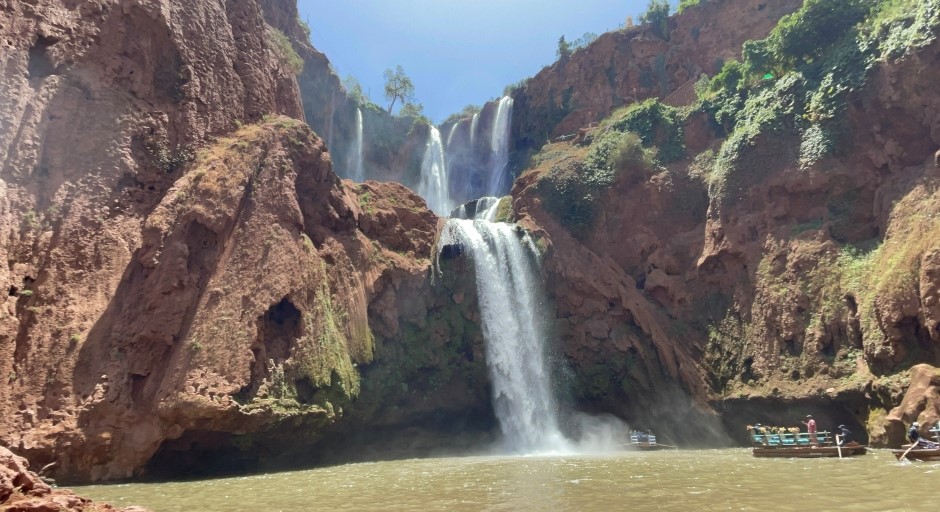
[892, 426, 940, 461]
[892, 444, 940, 461]
[627, 432, 678, 451]
[750, 431, 867, 458]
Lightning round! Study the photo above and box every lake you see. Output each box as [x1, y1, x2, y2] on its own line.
[75, 448, 937, 511]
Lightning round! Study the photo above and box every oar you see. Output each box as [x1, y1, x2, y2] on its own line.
[898, 442, 919, 462]
[835, 434, 842, 459]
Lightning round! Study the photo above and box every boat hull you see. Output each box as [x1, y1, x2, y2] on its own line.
[892, 446, 940, 461]
[633, 444, 677, 451]
[752, 442, 867, 458]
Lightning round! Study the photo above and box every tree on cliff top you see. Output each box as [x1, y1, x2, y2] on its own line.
[640, 0, 671, 40]
[383, 65, 415, 114]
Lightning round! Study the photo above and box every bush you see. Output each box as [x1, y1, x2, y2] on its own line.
[677, 0, 705, 14]
[538, 130, 658, 233]
[611, 132, 658, 171]
[610, 99, 685, 163]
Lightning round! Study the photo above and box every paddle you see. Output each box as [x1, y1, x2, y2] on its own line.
[898, 441, 919, 462]
[835, 434, 842, 459]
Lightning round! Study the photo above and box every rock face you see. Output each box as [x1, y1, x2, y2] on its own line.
[1, 446, 146, 511]
[1, 0, 491, 484]
[508, 4, 940, 446]
[509, 0, 803, 155]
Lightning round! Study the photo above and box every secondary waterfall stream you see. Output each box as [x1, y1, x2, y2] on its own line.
[487, 96, 513, 196]
[440, 208, 570, 453]
[418, 126, 451, 215]
[350, 108, 365, 182]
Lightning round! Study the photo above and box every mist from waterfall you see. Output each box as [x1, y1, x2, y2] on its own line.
[418, 126, 452, 215]
[487, 96, 514, 196]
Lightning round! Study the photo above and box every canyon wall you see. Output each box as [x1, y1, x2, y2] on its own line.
[0, 0, 491, 484]
[505, 0, 940, 445]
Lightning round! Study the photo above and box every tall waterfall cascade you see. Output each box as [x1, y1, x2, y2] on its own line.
[487, 96, 514, 197]
[418, 126, 452, 215]
[438, 213, 571, 453]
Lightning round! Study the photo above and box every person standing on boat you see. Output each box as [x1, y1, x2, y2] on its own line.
[802, 415, 817, 445]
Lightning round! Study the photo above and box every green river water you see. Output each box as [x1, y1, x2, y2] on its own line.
[75, 449, 938, 511]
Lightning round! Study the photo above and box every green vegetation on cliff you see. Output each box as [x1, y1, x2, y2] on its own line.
[691, 0, 940, 391]
[536, 128, 659, 233]
[697, 0, 940, 204]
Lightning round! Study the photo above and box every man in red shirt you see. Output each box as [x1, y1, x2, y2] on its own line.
[802, 414, 817, 445]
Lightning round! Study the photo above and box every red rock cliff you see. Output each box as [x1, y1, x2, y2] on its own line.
[0, 0, 490, 484]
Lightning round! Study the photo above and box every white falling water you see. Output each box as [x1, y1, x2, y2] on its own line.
[439, 218, 571, 453]
[487, 96, 514, 196]
[446, 119, 462, 149]
[350, 108, 365, 182]
[418, 127, 452, 215]
[451, 196, 499, 222]
[469, 112, 480, 149]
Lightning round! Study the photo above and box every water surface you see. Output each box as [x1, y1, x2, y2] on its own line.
[76, 449, 937, 512]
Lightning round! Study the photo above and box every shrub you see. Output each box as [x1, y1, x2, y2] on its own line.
[610, 132, 658, 171]
[538, 130, 658, 233]
[610, 99, 685, 163]
[677, 0, 705, 14]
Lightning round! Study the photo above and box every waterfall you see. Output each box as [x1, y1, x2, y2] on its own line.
[470, 112, 480, 149]
[446, 119, 462, 149]
[487, 96, 514, 196]
[451, 196, 499, 222]
[418, 126, 451, 215]
[438, 218, 570, 454]
[350, 108, 365, 182]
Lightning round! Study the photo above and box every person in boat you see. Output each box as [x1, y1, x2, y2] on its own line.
[908, 422, 939, 449]
[801, 415, 817, 445]
[836, 425, 851, 446]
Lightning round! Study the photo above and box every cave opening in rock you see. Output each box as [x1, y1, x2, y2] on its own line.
[262, 298, 301, 363]
[239, 298, 304, 402]
[28, 36, 56, 79]
[143, 430, 256, 481]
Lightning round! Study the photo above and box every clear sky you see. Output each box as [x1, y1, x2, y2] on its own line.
[297, 1, 677, 124]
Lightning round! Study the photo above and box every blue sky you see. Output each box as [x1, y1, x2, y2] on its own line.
[297, 1, 676, 124]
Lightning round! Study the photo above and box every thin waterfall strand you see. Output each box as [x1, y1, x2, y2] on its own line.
[350, 108, 365, 182]
[487, 96, 514, 196]
[470, 113, 480, 149]
[418, 127, 452, 215]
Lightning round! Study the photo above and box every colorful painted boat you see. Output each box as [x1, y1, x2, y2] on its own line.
[750, 431, 867, 458]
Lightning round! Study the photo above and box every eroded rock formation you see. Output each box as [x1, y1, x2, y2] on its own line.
[1, 0, 490, 484]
